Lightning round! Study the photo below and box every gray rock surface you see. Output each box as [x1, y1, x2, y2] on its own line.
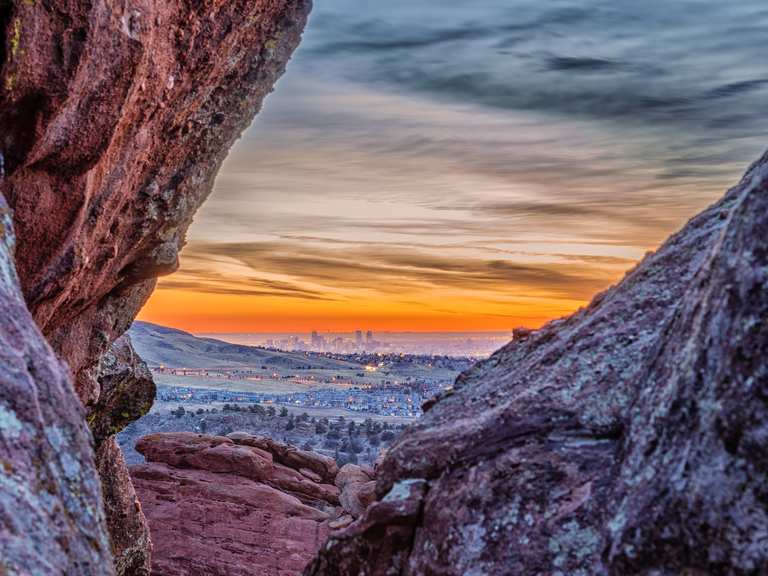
[306, 154, 768, 575]
[0, 196, 113, 574]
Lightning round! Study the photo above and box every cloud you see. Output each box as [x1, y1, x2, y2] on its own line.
[295, 0, 768, 133]
[704, 79, 768, 100]
[172, 240, 616, 302]
[544, 57, 623, 73]
[156, 264, 338, 301]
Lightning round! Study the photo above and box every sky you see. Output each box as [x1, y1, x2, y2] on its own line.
[138, 0, 768, 333]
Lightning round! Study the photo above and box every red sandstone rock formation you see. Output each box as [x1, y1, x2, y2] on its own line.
[306, 155, 768, 574]
[2, 0, 766, 572]
[0, 0, 311, 572]
[131, 432, 370, 576]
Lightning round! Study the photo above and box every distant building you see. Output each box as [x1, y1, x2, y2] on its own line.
[366, 330, 374, 345]
[310, 331, 326, 351]
[355, 330, 363, 347]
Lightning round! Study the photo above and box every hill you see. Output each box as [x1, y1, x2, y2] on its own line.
[129, 321, 361, 371]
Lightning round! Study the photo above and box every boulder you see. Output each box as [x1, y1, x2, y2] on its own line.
[335, 464, 372, 490]
[305, 155, 768, 574]
[131, 432, 347, 574]
[131, 463, 330, 576]
[339, 481, 377, 519]
[229, 432, 339, 483]
[91, 335, 156, 447]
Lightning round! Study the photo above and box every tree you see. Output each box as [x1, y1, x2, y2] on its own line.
[267, 406, 276, 417]
[247, 404, 265, 417]
[279, 406, 289, 417]
[286, 417, 295, 431]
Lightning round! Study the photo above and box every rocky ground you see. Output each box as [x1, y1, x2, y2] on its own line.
[131, 432, 376, 576]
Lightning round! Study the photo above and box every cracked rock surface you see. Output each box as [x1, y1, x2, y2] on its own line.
[0, 195, 112, 574]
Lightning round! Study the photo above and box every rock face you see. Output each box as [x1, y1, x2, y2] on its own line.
[1, 0, 310, 572]
[92, 335, 156, 448]
[0, 197, 112, 573]
[96, 436, 153, 576]
[1, 0, 312, 405]
[306, 155, 768, 575]
[131, 432, 369, 576]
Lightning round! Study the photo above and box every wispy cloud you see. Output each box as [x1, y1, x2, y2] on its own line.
[161, 240, 619, 303]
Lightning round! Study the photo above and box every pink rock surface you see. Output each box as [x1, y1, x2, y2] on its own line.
[96, 436, 152, 575]
[1, 0, 311, 572]
[131, 432, 353, 575]
[131, 463, 330, 576]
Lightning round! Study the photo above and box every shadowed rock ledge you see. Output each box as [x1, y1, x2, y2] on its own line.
[306, 154, 768, 575]
[0, 0, 311, 573]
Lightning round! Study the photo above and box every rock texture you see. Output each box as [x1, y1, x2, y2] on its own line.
[1, 0, 310, 572]
[96, 436, 153, 576]
[92, 334, 156, 447]
[0, 197, 112, 573]
[131, 432, 370, 576]
[306, 155, 768, 575]
[1, 0, 312, 405]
